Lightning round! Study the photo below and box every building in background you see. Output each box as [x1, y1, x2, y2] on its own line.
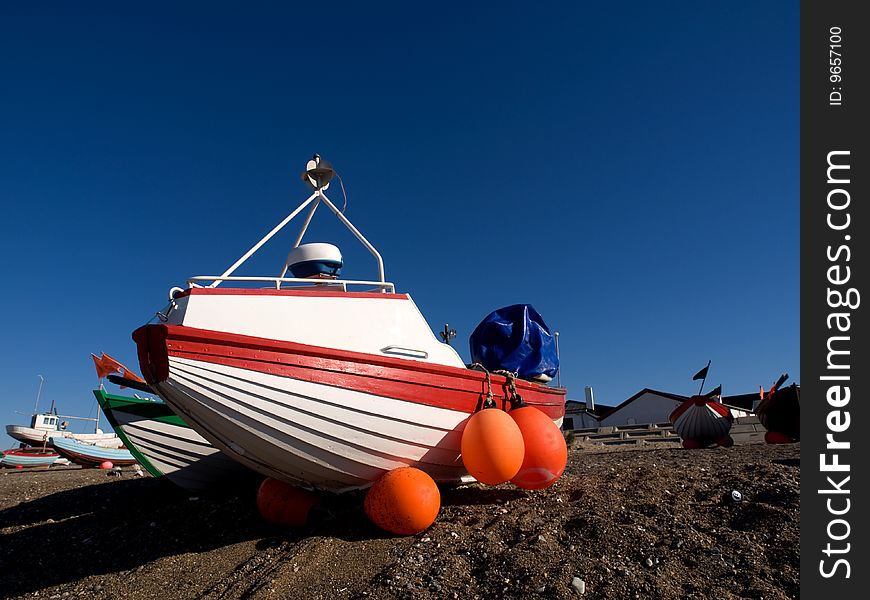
[563, 387, 776, 430]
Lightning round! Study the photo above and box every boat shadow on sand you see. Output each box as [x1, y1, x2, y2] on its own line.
[0, 472, 524, 596]
[0, 474, 356, 596]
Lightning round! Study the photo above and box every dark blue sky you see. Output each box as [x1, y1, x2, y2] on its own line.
[0, 2, 798, 442]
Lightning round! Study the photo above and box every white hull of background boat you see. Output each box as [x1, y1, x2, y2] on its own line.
[5, 425, 123, 449]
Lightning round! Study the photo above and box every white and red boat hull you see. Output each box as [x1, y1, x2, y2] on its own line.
[669, 396, 734, 448]
[134, 324, 566, 492]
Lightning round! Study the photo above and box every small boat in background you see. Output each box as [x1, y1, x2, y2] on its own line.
[49, 435, 137, 467]
[94, 388, 255, 490]
[6, 412, 124, 449]
[0, 447, 60, 468]
[669, 392, 734, 449]
[8, 375, 124, 449]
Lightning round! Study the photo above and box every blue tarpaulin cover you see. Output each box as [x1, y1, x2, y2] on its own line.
[469, 304, 558, 380]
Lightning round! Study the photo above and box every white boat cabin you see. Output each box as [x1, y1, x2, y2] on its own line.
[30, 413, 66, 432]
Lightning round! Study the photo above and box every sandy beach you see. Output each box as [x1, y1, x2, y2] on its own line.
[0, 441, 799, 599]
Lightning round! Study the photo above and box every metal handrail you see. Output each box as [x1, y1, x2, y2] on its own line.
[380, 346, 429, 359]
[187, 275, 395, 293]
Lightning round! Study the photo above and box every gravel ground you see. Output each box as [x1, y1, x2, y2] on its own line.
[0, 441, 799, 599]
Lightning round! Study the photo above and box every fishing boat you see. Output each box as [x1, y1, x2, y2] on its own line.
[669, 393, 734, 449]
[49, 435, 137, 467]
[94, 388, 255, 490]
[6, 412, 123, 449]
[0, 447, 60, 468]
[134, 155, 566, 492]
[7, 376, 124, 449]
[756, 374, 799, 443]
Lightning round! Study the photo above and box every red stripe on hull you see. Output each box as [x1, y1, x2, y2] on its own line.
[134, 324, 565, 420]
[669, 397, 731, 423]
[51, 447, 137, 467]
[3, 450, 59, 458]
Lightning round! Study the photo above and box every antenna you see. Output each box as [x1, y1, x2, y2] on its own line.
[439, 324, 457, 345]
[301, 154, 336, 191]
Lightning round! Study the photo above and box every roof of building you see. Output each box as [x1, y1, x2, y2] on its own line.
[721, 392, 758, 412]
[566, 384, 799, 423]
[598, 388, 688, 418]
[566, 388, 689, 419]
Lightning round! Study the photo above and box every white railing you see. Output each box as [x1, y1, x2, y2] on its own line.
[186, 275, 396, 293]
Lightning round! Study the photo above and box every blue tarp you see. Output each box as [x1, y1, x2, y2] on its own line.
[469, 304, 558, 380]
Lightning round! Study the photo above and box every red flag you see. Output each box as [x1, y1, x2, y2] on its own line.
[100, 353, 125, 375]
[91, 353, 125, 379]
[122, 368, 146, 384]
[92, 354, 112, 379]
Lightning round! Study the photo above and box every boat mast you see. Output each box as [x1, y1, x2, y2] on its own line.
[32, 374, 45, 415]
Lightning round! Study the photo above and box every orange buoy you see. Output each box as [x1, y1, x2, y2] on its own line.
[99, 461, 114, 469]
[509, 406, 568, 490]
[256, 477, 320, 527]
[15, 464, 24, 469]
[364, 467, 440, 535]
[460, 408, 525, 485]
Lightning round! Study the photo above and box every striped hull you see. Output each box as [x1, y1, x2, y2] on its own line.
[49, 436, 137, 467]
[96, 391, 254, 490]
[669, 399, 733, 445]
[0, 450, 60, 468]
[135, 324, 566, 492]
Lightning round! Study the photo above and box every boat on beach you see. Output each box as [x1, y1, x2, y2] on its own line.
[49, 435, 137, 467]
[134, 156, 566, 492]
[94, 388, 255, 490]
[669, 392, 734, 448]
[756, 375, 799, 443]
[6, 412, 123, 449]
[0, 447, 60, 468]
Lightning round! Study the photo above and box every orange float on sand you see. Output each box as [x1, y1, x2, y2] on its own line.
[99, 461, 114, 470]
[364, 467, 440, 535]
[256, 477, 320, 527]
[460, 408, 525, 485]
[509, 406, 567, 490]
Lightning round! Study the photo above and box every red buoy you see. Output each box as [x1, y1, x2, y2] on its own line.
[99, 461, 114, 470]
[460, 408, 525, 485]
[765, 431, 794, 444]
[364, 467, 440, 535]
[509, 406, 568, 490]
[256, 478, 320, 527]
